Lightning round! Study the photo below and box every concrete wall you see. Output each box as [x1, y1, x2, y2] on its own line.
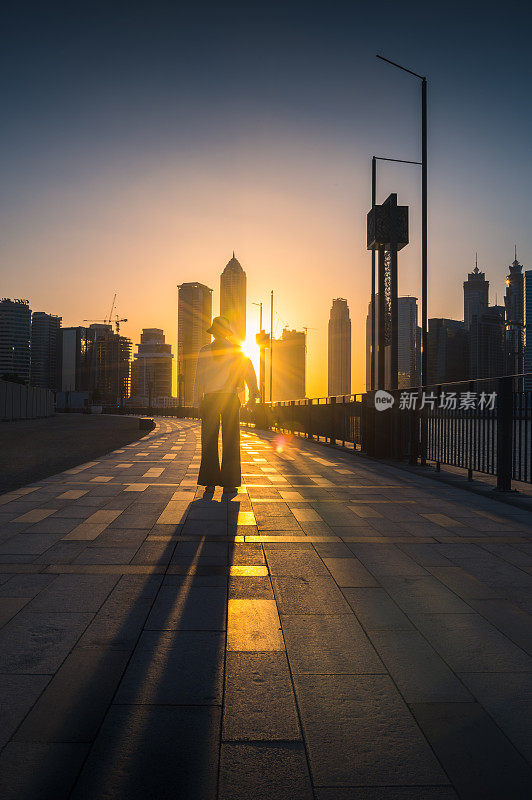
[0, 380, 54, 421]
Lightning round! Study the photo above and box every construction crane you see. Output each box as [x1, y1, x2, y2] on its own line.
[83, 294, 127, 335]
[82, 315, 127, 335]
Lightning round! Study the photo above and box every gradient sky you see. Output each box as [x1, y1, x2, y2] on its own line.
[2, 0, 531, 396]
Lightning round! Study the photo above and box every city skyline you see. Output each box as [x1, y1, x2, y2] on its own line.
[2, 3, 532, 397]
[3, 246, 531, 402]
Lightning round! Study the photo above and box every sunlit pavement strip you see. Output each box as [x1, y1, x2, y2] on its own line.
[0, 419, 531, 799]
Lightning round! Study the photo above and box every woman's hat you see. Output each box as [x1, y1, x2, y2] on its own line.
[206, 316, 235, 340]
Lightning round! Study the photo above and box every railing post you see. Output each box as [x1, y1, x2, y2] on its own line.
[307, 399, 312, 440]
[290, 400, 295, 436]
[409, 405, 418, 465]
[496, 376, 513, 491]
[329, 396, 336, 445]
[467, 380, 474, 481]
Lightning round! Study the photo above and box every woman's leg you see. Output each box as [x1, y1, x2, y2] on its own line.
[220, 394, 241, 488]
[198, 394, 222, 486]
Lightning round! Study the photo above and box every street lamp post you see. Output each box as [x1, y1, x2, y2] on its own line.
[270, 291, 274, 404]
[252, 301, 267, 403]
[376, 54, 428, 388]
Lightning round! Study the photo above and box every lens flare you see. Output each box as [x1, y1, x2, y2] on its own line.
[272, 434, 292, 454]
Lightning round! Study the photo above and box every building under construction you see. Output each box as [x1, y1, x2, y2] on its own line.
[90, 324, 131, 405]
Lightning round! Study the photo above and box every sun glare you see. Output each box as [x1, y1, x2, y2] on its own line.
[241, 335, 261, 378]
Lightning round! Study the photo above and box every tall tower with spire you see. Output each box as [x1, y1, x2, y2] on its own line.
[220, 252, 246, 341]
[463, 254, 489, 328]
[504, 247, 525, 375]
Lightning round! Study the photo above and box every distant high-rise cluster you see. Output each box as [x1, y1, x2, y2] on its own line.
[365, 252, 531, 390]
[429, 254, 529, 385]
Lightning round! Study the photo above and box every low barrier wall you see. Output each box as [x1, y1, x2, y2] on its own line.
[0, 380, 54, 421]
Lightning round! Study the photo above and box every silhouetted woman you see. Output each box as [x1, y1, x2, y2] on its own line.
[194, 316, 259, 490]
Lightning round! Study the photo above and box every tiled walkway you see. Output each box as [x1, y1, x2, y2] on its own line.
[0, 418, 531, 799]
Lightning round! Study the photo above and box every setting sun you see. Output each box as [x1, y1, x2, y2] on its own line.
[241, 334, 261, 378]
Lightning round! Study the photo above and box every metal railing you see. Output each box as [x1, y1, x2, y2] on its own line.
[241, 395, 364, 449]
[245, 374, 532, 490]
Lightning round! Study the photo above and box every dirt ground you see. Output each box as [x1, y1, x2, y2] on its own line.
[0, 413, 143, 493]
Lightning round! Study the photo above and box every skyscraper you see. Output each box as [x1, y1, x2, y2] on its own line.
[30, 311, 62, 391]
[397, 297, 419, 389]
[504, 249, 525, 375]
[177, 282, 212, 405]
[328, 298, 351, 396]
[0, 298, 32, 383]
[427, 318, 469, 384]
[220, 252, 246, 341]
[60, 326, 95, 393]
[463, 257, 489, 328]
[264, 328, 306, 401]
[366, 296, 419, 390]
[524, 270, 532, 391]
[130, 328, 173, 402]
[469, 306, 505, 380]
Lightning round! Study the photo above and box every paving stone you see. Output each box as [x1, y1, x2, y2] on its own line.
[0, 611, 94, 673]
[145, 584, 227, 630]
[15, 646, 131, 742]
[427, 565, 501, 600]
[398, 543, 455, 566]
[130, 540, 174, 565]
[72, 546, 139, 564]
[70, 705, 220, 800]
[313, 541, 354, 557]
[0, 674, 51, 748]
[272, 576, 352, 614]
[316, 790, 459, 799]
[0, 533, 64, 555]
[219, 742, 313, 800]
[25, 574, 118, 612]
[0, 741, 90, 800]
[0, 596, 29, 627]
[27, 518, 84, 534]
[467, 598, 532, 653]
[265, 548, 330, 576]
[227, 597, 284, 651]
[229, 575, 275, 599]
[282, 613, 384, 674]
[347, 543, 428, 576]
[413, 613, 532, 672]
[369, 630, 473, 703]
[411, 702, 532, 800]
[171, 540, 228, 565]
[115, 629, 224, 704]
[377, 575, 471, 615]
[223, 651, 301, 740]
[77, 597, 153, 648]
[458, 671, 532, 764]
[323, 557, 379, 587]
[294, 673, 447, 786]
